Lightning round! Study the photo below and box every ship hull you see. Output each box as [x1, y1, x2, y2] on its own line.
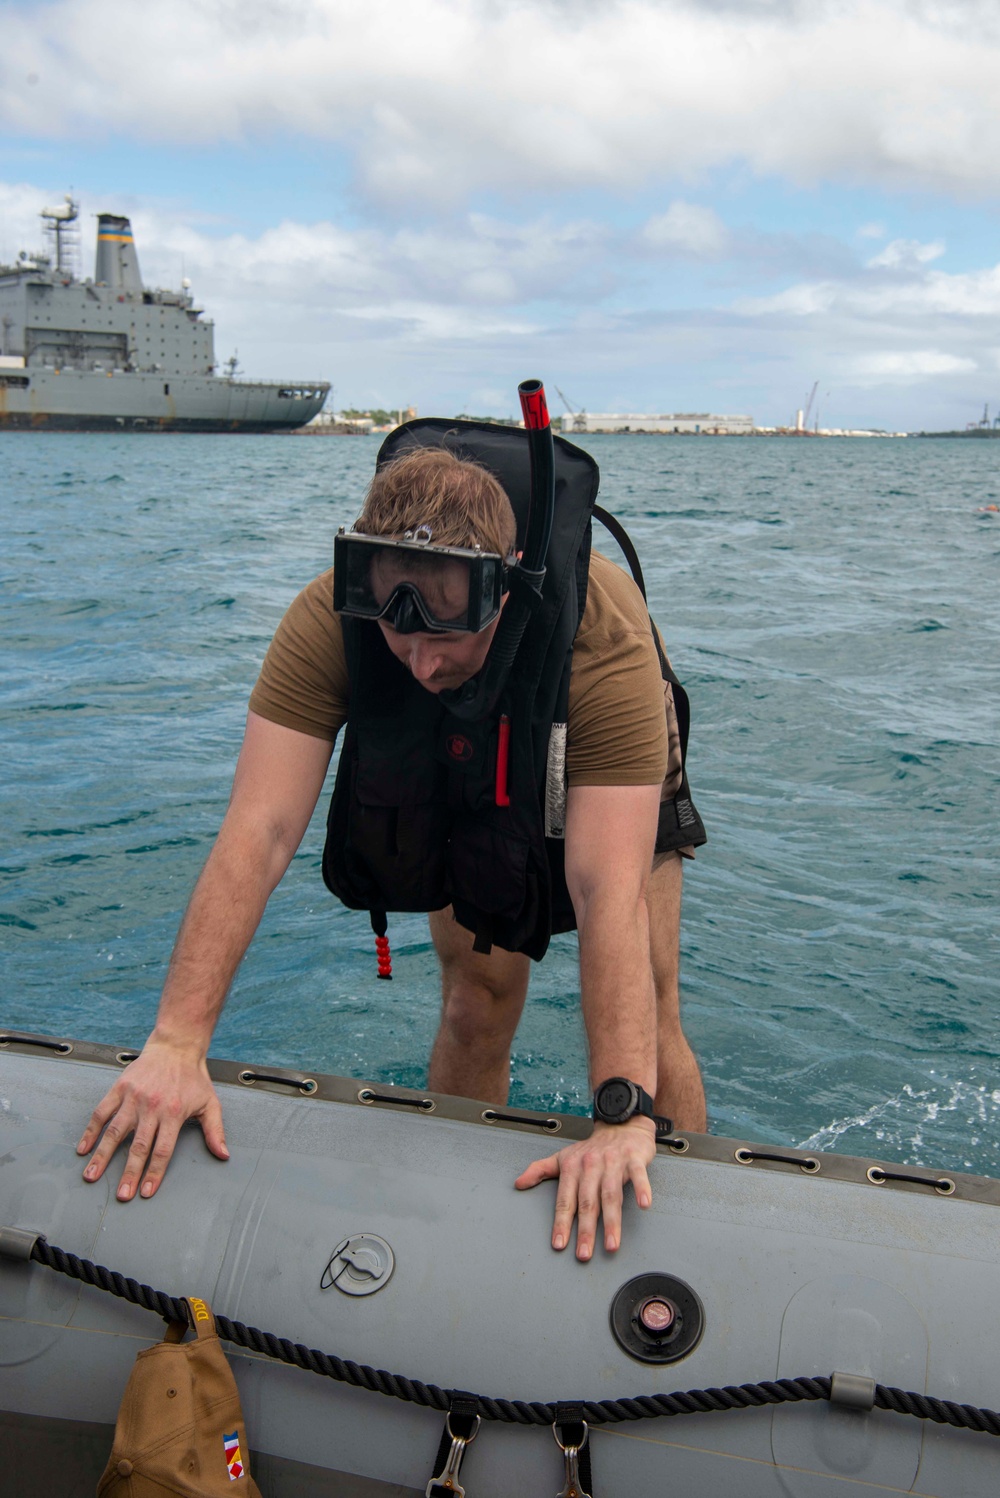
[0, 368, 328, 432]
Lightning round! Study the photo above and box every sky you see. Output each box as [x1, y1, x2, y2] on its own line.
[3, 0, 1000, 430]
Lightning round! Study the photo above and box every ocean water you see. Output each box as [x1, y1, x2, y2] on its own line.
[1, 432, 997, 1177]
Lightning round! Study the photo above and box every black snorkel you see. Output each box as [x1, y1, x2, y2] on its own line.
[440, 379, 555, 722]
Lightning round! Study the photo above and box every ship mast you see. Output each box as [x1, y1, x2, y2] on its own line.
[40, 195, 80, 280]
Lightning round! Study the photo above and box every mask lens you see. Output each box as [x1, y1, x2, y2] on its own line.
[335, 533, 502, 633]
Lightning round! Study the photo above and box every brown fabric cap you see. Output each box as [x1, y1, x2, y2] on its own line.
[97, 1296, 262, 1497]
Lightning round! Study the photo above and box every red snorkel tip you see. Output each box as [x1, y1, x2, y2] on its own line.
[518, 379, 550, 431]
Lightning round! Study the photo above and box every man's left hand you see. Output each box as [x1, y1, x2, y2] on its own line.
[514, 1118, 656, 1260]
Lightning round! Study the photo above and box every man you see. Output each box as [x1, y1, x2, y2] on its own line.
[78, 429, 706, 1262]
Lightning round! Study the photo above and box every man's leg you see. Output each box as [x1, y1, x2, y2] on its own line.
[427, 908, 531, 1105]
[648, 852, 707, 1132]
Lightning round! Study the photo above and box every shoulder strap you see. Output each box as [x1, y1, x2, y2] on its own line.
[593, 504, 646, 600]
[592, 503, 692, 758]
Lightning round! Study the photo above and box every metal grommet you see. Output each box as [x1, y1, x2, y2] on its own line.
[357, 1089, 376, 1104]
[299, 1078, 318, 1095]
[935, 1177, 956, 1196]
[416, 1098, 436, 1112]
[541, 1117, 560, 1132]
[56, 1041, 73, 1054]
[238, 1070, 256, 1087]
[115, 1051, 139, 1066]
[481, 1109, 499, 1123]
[734, 1148, 754, 1164]
[665, 1135, 690, 1153]
[800, 1157, 821, 1174]
[867, 1166, 886, 1185]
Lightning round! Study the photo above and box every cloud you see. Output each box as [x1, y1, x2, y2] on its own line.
[866, 237, 946, 268]
[639, 202, 730, 259]
[850, 350, 977, 382]
[5, 0, 1000, 203]
[741, 261, 1000, 320]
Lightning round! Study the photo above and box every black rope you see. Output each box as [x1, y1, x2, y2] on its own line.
[482, 1109, 560, 1132]
[25, 1239, 1000, 1439]
[238, 1071, 318, 1095]
[868, 1166, 954, 1193]
[358, 1089, 435, 1111]
[736, 1148, 821, 1173]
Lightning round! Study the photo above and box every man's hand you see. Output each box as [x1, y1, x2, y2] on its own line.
[514, 1118, 656, 1260]
[76, 1037, 228, 1202]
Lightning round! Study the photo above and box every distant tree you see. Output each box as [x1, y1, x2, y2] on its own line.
[452, 414, 519, 426]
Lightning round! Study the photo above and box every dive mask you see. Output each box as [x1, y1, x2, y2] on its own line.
[333, 527, 508, 635]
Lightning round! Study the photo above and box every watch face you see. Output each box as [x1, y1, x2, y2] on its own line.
[599, 1079, 635, 1121]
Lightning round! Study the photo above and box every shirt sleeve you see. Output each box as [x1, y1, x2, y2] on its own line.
[565, 551, 669, 787]
[248, 568, 349, 742]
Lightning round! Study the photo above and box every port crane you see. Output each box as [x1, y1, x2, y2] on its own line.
[967, 403, 1000, 430]
[555, 385, 588, 432]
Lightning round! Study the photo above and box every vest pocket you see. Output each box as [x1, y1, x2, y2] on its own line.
[354, 727, 443, 806]
[449, 821, 531, 919]
[348, 803, 452, 911]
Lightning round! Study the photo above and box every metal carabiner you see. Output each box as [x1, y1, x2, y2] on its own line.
[425, 1412, 481, 1497]
[553, 1419, 592, 1498]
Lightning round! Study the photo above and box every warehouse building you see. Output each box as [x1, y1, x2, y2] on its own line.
[560, 411, 754, 435]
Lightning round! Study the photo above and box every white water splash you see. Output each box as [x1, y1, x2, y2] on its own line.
[798, 1077, 1000, 1172]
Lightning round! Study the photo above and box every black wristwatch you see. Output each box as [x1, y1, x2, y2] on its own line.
[593, 1077, 673, 1139]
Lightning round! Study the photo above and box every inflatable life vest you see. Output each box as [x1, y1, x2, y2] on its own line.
[321, 419, 706, 959]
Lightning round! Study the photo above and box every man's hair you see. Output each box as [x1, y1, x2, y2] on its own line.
[358, 447, 517, 557]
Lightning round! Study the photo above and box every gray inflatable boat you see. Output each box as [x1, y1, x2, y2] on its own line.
[2, 1030, 1000, 1496]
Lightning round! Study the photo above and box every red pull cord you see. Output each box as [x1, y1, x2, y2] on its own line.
[375, 933, 392, 980]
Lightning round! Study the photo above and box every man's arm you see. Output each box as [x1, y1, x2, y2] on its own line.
[515, 781, 662, 1259]
[77, 711, 334, 1201]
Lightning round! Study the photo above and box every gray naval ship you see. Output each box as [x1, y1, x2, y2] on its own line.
[0, 197, 329, 431]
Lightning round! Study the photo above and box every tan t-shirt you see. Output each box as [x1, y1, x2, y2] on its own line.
[250, 550, 679, 789]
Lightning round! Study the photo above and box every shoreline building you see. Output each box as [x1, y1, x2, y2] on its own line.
[560, 411, 754, 435]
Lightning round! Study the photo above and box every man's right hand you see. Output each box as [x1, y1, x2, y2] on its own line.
[76, 1037, 229, 1202]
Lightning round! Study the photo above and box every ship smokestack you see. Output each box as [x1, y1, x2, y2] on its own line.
[95, 214, 144, 295]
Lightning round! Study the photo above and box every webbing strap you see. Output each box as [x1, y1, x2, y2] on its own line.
[428, 1393, 480, 1493]
[592, 504, 691, 759]
[555, 1401, 594, 1495]
[593, 506, 646, 600]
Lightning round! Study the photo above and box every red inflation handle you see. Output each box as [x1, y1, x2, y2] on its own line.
[495, 713, 511, 806]
[518, 379, 550, 431]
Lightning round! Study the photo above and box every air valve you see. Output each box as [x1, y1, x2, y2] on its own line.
[609, 1273, 705, 1364]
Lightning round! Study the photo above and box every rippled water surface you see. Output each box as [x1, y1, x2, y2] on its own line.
[2, 432, 997, 1175]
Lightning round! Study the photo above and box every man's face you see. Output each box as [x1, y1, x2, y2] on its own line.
[377, 611, 501, 693]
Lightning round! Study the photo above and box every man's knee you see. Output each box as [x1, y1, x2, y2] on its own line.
[430, 908, 530, 1043]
